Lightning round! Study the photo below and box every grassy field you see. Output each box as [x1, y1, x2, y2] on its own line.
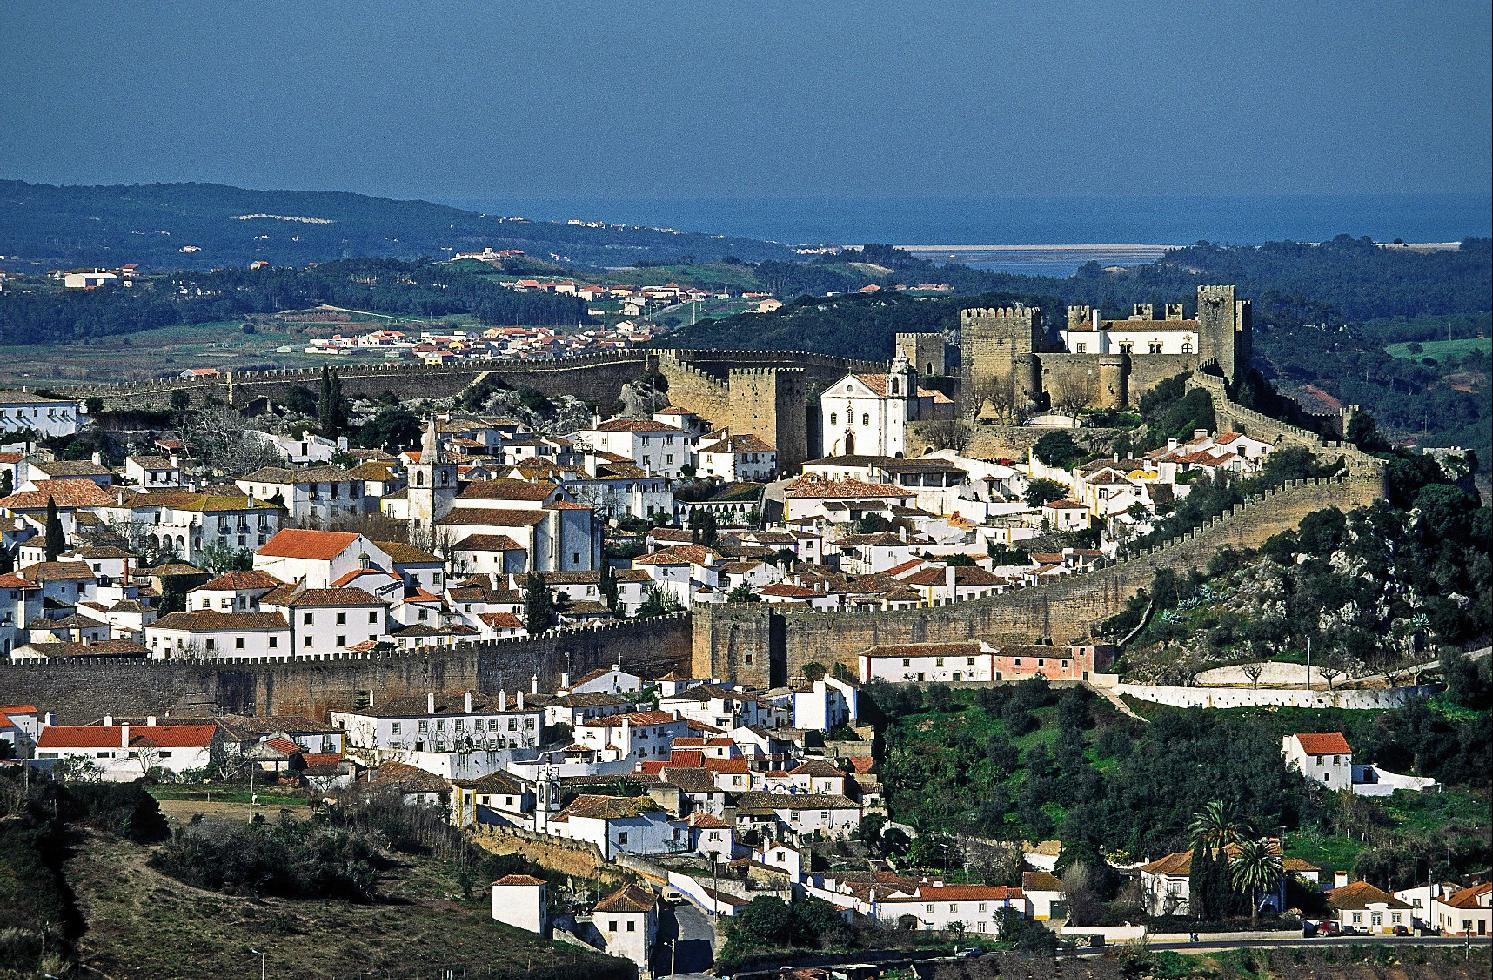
[65, 804, 631, 980]
[1385, 336, 1491, 364]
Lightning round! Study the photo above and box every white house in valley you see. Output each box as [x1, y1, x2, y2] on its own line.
[1282, 732, 1353, 792]
[491, 874, 548, 935]
[34, 720, 220, 781]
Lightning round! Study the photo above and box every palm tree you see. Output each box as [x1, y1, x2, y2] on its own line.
[1229, 837, 1283, 926]
[1188, 800, 1244, 854]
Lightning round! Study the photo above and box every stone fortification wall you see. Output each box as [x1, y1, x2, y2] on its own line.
[692, 474, 1382, 685]
[1115, 683, 1435, 711]
[0, 615, 690, 723]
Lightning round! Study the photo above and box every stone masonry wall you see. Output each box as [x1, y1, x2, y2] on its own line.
[0, 615, 691, 723]
[692, 473, 1383, 684]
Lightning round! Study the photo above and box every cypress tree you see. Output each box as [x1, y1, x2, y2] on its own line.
[522, 573, 554, 634]
[44, 496, 66, 561]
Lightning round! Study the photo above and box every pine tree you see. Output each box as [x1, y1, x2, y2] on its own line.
[522, 573, 554, 634]
[44, 496, 66, 561]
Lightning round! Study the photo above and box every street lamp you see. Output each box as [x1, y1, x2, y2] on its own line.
[249, 948, 266, 980]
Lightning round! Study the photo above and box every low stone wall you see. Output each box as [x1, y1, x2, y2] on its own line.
[1114, 683, 1436, 710]
[473, 824, 628, 886]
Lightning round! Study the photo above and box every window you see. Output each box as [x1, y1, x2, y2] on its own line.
[862, 413, 870, 426]
[392, 722, 401, 734]
[303, 612, 313, 625]
[830, 413, 837, 426]
[336, 635, 345, 646]
[268, 637, 278, 648]
[336, 612, 346, 625]
[236, 638, 245, 649]
[369, 611, 378, 624]
[1076, 343, 1087, 353]
[607, 921, 618, 933]
[304, 637, 312, 647]
[625, 921, 636, 932]
[1149, 341, 1163, 354]
[617, 832, 628, 845]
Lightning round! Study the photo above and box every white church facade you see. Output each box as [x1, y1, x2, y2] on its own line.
[819, 356, 953, 458]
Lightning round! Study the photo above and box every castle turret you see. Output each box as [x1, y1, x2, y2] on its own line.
[1196, 284, 1252, 385]
[1098, 353, 1127, 409]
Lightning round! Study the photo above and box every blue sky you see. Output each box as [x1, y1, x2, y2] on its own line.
[1, 1, 1488, 204]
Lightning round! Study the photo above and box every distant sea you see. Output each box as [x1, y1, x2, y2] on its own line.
[444, 192, 1491, 276]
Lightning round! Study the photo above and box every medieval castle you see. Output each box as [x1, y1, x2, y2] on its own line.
[948, 283, 1253, 419]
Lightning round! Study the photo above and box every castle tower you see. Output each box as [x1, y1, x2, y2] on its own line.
[1196, 285, 1252, 385]
[895, 331, 947, 377]
[1098, 354, 1127, 409]
[407, 417, 458, 526]
[959, 304, 1042, 417]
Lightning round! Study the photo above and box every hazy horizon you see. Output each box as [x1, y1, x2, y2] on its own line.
[2, 2, 1487, 212]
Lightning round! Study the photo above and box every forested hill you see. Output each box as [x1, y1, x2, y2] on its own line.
[0, 180, 796, 269]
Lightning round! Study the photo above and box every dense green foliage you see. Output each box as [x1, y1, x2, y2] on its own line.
[0, 179, 792, 270]
[151, 813, 383, 901]
[1115, 477, 1491, 672]
[871, 681, 1490, 885]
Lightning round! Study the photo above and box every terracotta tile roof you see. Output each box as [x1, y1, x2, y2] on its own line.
[25, 639, 150, 658]
[1139, 851, 1194, 876]
[633, 544, 721, 567]
[1023, 871, 1064, 892]
[19, 561, 95, 582]
[583, 710, 679, 728]
[790, 759, 844, 778]
[257, 529, 361, 560]
[594, 884, 656, 912]
[452, 533, 525, 552]
[38, 723, 217, 749]
[686, 813, 732, 829]
[1442, 882, 1492, 909]
[556, 795, 662, 821]
[704, 758, 749, 775]
[1327, 880, 1411, 910]
[458, 479, 555, 502]
[373, 540, 441, 564]
[861, 641, 982, 659]
[438, 507, 547, 528]
[371, 761, 450, 793]
[285, 587, 384, 608]
[1, 479, 116, 510]
[479, 612, 525, 630]
[783, 475, 911, 499]
[883, 884, 1024, 903]
[1293, 732, 1352, 755]
[903, 566, 1003, 587]
[735, 791, 859, 812]
[759, 583, 818, 598]
[151, 610, 289, 632]
[200, 570, 284, 591]
[495, 874, 546, 887]
[591, 418, 676, 433]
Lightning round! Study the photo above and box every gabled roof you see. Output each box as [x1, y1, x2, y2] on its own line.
[257, 529, 361, 560]
[594, 884, 657, 912]
[37, 723, 218, 749]
[1292, 732, 1352, 756]
[0, 479, 116, 510]
[1328, 880, 1411, 911]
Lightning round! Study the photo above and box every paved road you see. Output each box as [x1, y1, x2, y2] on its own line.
[655, 901, 718, 978]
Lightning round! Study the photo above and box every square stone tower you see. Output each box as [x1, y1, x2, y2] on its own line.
[959, 304, 1042, 416]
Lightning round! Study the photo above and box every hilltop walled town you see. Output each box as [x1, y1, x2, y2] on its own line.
[7, 273, 1486, 975]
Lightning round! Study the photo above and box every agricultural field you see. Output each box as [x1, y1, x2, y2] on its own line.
[1385, 336, 1491, 365]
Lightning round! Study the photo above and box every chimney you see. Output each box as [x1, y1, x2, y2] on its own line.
[531, 672, 539, 694]
[146, 715, 157, 727]
[92, 450, 104, 466]
[498, 689, 508, 712]
[1194, 429, 1208, 440]
[611, 662, 621, 674]
[517, 690, 526, 710]
[1333, 870, 1350, 889]
[120, 723, 130, 748]
[103, 714, 113, 726]
[945, 564, 956, 591]
[464, 691, 473, 714]
[560, 670, 571, 690]
[1167, 438, 1178, 451]
[427, 692, 436, 715]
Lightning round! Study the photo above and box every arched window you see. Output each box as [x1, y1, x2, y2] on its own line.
[889, 378, 899, 395]
[416, 471, 426, 486]
[1181, 341, 1193, 354]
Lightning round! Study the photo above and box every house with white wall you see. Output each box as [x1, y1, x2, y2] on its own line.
[1282, 732, 1353, 792]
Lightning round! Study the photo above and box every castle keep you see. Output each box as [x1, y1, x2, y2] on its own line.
[959, 284, 1252, 418]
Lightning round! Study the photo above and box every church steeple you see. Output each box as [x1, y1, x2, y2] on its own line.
[420, 417, 442, 463]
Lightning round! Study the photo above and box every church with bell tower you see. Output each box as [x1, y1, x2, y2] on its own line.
[406, 418, 459, 526]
